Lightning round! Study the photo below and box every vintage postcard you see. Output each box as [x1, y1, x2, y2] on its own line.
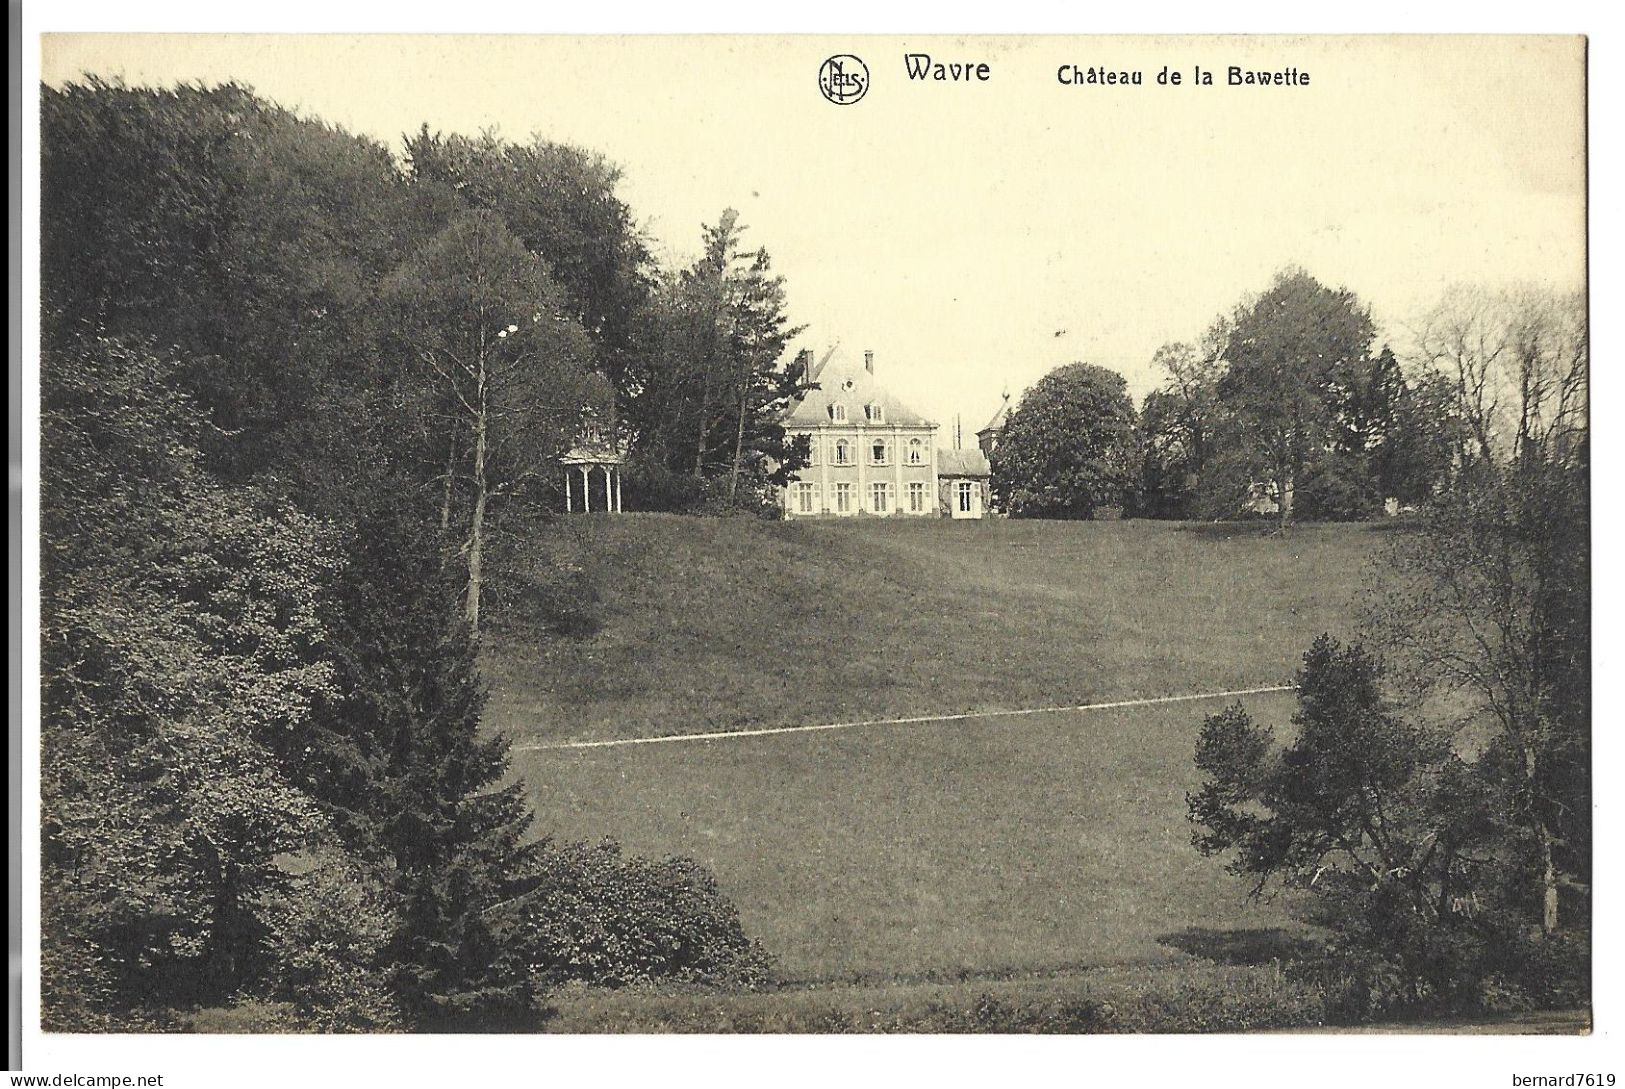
[19, 27, 1599, 1087]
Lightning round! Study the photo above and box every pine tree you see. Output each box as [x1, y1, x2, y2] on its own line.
[302, 493, 540, 1027]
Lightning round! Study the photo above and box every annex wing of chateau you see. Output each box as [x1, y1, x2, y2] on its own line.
[779, 347, 1007, 520]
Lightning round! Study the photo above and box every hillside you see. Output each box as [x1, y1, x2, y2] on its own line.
[483, 514, 1389, 746]
[485, 516, 1391, 985]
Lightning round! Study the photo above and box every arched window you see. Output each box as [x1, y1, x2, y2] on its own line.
[829, 403, 847, 422]
[870, 438, 889, 466]
[834, 438, 852, 466]
[907, 438, 924, 465]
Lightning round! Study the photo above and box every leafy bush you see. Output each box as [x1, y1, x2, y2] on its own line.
[692, 474, 786, 520]
[1296, 453, 1384, 521]
[259, 852, 402, 1032]
[509, 839, 772, 989]
[1185, 445, 1268, 521]
[623, 458, 709, 514]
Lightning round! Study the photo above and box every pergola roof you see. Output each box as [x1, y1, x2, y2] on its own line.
[560, 439, 626, 466]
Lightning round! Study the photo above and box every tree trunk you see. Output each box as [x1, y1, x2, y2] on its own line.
[440, 435, 458, 533]
[727, 384, 748, 502]
[1276, 441, 1292, 533]
[693, 398, 709, 478]
[1525, 748, 1561, 935]
[466, 361, 488, 636]
[1537, 826, 1560, 936]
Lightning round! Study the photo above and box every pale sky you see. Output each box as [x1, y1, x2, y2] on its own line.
[40, 34, 1587, 433]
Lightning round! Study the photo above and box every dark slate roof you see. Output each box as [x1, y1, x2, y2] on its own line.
[977, 396, 1010, 435]
[937, 448, 992, 477]
[785, 351, 934, 428]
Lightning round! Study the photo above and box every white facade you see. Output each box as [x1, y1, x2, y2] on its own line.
[781, 351, 940, 518]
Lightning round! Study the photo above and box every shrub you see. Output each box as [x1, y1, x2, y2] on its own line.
[1296, 453, 1384, 521]
[258, 853, 403, 1032]
[1186, 445, 1268, 521]
[623, 458, 708, 513]
[509, 839, 772, 989]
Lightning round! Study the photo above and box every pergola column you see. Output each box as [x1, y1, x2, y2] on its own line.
[581, 466, 592, 512]
[565, 469, 573, 513]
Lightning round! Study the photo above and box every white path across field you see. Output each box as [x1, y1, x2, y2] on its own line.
[515, 684, 1297, 752]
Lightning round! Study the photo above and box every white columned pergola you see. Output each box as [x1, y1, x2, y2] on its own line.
[561, 439, 626, 514]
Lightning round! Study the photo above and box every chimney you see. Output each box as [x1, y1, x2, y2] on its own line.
[954, 415, 962, 450]
[795, 347, 813, 388]
[864, 349, 874, 375]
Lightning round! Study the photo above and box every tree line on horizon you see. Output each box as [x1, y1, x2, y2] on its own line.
[991, 267, 1585, 527]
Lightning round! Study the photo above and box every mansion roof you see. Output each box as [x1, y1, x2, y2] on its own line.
[785, 351, 934, 428]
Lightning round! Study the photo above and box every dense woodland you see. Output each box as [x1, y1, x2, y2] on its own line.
[39, 78, 1589, 1031]
[39, 79, 787, 1030]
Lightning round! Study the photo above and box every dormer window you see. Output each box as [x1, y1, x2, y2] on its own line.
[829, 403, 847, 422]
[865, 403, 885, 423]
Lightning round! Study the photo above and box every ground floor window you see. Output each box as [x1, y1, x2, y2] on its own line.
[908, 481, 926, 512]
[835, 482, 853, 513]
[958, 481, 975, 513]
[796, 482, 817, 514]
[871, 482, 891, 513]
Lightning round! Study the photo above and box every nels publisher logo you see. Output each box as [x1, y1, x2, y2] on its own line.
[818, 54, 869, 105]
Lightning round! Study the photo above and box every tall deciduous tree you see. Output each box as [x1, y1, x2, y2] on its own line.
[41, 79, 413, 481]
[401, 127, 655, 404]
[1139, 332, 1228, 517]
[992, 362, 1139, 519]
[1365, 453, 1588, 938]
[1414, 285, 1587, 471]
[379, 209, 604, 635]
[1219, 269, 1377, 529]
[40, 338, 340, 1019]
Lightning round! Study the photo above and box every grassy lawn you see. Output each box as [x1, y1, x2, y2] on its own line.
[521, 694, 1311, 984]
[484, 515, 1389, 746]
[482, 515, 1389, 1001]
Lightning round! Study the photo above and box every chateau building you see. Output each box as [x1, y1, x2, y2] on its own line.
[780, 348, 998, 520]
